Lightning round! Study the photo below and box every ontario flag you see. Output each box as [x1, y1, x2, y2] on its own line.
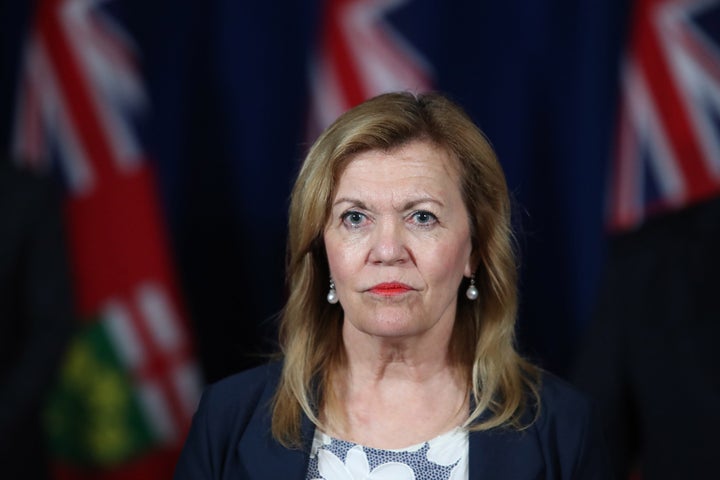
[11, 0, 201, 478]
[609, 0, 720, 231]
[308, 0, 434, 136]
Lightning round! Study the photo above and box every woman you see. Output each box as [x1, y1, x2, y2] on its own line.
[174, 92, 609, 479]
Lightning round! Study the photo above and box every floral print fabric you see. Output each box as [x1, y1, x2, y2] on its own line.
[306, 428, 468, 480]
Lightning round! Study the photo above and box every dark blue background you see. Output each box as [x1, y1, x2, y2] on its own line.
[0, 0, 631, 383]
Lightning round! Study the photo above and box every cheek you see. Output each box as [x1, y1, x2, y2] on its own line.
[428, 236, 472, 280]
[324, 233, 364, 278]
[324, 234, 341, 273]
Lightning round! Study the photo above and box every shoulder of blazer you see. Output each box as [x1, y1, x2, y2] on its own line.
[532, 371, 596, 443]
[197, 361, 283, 440]
[530, 371, 609, 479]
[467, 371, 609, 480]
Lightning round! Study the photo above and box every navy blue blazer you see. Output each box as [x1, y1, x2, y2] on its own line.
[174, 362, 611, 479]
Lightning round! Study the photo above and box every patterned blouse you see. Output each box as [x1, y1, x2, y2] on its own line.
[306, 427, 469, 480]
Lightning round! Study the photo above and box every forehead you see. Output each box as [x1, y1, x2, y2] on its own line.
[335, 140, 461, 194]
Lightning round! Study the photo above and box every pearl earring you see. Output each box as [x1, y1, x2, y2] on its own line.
[465, 275, 479, 300]
[327, 278, 339, 304]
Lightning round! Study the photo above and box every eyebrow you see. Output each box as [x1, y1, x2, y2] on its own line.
[332, 196, 445, 210]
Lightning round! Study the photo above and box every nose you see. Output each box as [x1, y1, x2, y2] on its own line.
[367, 217, 410, 265]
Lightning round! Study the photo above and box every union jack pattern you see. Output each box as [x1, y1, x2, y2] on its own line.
[12, 0, 200, 472]
[13, 0, 146, 191]
[609, 0, 720, 231]
[308, 0, 433, 137]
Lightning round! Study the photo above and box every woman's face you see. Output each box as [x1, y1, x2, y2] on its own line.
[324, 140, 473, 342]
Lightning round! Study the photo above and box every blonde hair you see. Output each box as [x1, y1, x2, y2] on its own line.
[272, 91, 539, 447]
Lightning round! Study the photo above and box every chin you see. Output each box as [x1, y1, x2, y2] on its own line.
[355, 315, 428, 339]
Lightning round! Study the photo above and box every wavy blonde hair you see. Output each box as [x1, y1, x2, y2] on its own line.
[272, 91, 539, 447]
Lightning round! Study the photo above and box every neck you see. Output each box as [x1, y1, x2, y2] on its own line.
[343, 333, 456, 385]
[340, 308, 459, 383]
[321, 322, 468, 449]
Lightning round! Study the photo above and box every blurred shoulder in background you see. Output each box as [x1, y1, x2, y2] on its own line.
[573, 198, 720, 479]
[0, 159, 74, 479]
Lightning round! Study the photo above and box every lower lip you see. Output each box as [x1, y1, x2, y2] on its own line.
[369, 285, 412, 296]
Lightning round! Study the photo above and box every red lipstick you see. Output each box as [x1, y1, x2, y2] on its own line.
[369, 282, 412, 296]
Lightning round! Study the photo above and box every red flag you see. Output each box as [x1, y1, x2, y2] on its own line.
[307, 0, 434, 136]
[12, 0, 201, 477]
[609, 0, 720, 231]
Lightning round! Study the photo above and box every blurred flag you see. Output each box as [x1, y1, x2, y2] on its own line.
[12, 0, 201, 478]
[609, 0, 720, 231]
[308, 0, 434, 135]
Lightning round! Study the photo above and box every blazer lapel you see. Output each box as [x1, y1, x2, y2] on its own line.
[468, 427, 544, 479]
[237, 391, 316, 480]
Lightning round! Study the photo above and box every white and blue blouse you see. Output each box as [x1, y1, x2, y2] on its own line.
[306, 427, 469, 480]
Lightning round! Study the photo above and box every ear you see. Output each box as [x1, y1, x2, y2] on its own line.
[464, 258, 473, 278]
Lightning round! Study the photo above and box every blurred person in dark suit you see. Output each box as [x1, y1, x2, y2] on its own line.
[573, 198, 720, 479]
[0, 159, 74, 478]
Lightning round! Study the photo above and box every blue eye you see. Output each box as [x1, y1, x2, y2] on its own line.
[342, 211, 367, 227]
[410, 210, 437, 226]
